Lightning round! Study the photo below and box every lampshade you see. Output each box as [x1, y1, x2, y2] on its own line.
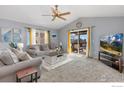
[17, 43, 24, 51]
[18, 43, 24, 48]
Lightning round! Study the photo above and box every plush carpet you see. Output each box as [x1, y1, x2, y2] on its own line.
[39, 55, 124, 82]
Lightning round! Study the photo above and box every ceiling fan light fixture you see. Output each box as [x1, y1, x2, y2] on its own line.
[42, 5, 71, 21]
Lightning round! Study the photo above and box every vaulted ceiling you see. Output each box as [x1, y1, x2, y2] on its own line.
[0, 5, 124, 30]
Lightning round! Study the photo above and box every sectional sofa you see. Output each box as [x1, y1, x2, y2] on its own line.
[0, 44, 42, 82]
[26, 44, 57, 57]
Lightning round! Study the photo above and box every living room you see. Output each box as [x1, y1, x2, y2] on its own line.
[1, 0, 124, 92]
[0, 5, 124, 83]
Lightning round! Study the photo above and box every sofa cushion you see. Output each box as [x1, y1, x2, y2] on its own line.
[50, 43, 57, 49]
[7, 49, 19, 63]
[41, 44, 50, 51]
[26, 49, 36, 55]
[17, 52, 32, 61]
[0, 61, 4, 67]
[0, 51, 14, 65]
[32, 45, 40, 51]
[36, 51, 49, 56]
[11, 48, 20, 55]
[10, 48, 32, 61]
[1, 48, 19, 64]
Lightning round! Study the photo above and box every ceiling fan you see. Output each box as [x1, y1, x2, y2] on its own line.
[42, 5, 71, 21]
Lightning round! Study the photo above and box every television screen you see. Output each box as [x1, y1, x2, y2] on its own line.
[100, 33, 123, 56]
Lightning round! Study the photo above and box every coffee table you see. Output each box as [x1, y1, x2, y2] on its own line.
[45, 53, 66, 65]
[42, 53, 69, 70]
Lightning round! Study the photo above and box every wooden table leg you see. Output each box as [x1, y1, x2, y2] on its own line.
[18, 78, 21, 82]
[16, 76, 19, 82]
[31, 74, 33, 82]
[16, 76, 21, 82]
[98, 51, 100, 60]
[35, 72, 37, 82]
[119, 60, 122, 73]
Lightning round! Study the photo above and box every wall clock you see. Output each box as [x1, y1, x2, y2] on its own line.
[76, 22, 82, 28]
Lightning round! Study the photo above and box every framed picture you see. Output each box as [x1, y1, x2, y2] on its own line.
[1, 28, 23, 43]
[1, 28, 12, 42]
[13, 29, 22, 43]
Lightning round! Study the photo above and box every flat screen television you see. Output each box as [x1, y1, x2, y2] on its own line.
[100, 33, 123, 56]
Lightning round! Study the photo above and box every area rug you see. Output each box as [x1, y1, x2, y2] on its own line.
[39, 56, 124, 82]
[42, 57, 73, 71]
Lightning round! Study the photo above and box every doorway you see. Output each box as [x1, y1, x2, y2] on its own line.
[35, 32, 45, 44]
[69, 28, 90, 56]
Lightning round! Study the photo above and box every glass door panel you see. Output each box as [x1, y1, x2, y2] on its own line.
[70, 32, 79, 53]
[79, 31, 87, 54]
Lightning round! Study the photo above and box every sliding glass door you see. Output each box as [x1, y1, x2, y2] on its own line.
[35, 31, 45, 44]
[70, 30, 88, 55]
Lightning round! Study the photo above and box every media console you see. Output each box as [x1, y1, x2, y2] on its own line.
[98, 51, 123, 73]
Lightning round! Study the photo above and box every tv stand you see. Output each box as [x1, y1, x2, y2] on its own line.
[98, 51, 123, 73]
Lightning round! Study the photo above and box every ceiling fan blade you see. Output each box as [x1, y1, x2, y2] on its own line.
[59, 12, 71, 16]
[51, 7, 57, 15]
[42, 5, 70, 21]
[42, 14, 52, 16]
[52, 16, 56, 21]
[57, 16, 66, 20]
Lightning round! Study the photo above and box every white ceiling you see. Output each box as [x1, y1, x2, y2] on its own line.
[0, 5, 124, 30]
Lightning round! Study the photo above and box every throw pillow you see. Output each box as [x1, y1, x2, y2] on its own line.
[7, 49, 19, 63]
[17, 52, 32, 61]
[11, 48, 20, 55]
[0, 51, 14, 65]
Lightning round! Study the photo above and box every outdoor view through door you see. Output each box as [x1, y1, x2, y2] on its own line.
[70, 30, 88, 55]
[36, 32, 45, 44]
